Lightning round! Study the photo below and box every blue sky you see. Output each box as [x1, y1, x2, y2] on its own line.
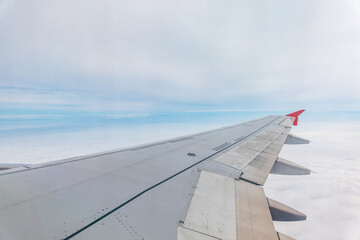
[1, 0, 360, 116]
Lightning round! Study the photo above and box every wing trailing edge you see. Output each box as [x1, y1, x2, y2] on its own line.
[285, 134, 310, 144]
[270, 158, 311, 175]
[268, 198, 307, 221]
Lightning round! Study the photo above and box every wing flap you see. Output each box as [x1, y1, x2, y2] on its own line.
[240, 153, 278, 185]
[214, 121, 291, 186]
[236, 180, 278, 240]
[180, 171, 278, 240]
[183, 171, 237, 240]
[270, 158, 310, 175]
[240, 127, 291, 185]
[285, 134, 310, 144]
[263, 129, 290, 156]
[215, 146, 260, 170]
[255, 124, 284, 141]
[241, 136, 273, 152]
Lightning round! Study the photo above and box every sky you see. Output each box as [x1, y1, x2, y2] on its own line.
[1, 1, 360, 239]
[1, 0, 360, 114]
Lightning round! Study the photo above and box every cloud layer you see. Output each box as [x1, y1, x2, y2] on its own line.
[1, 0, 360, 112]
[265, 121, 360, 239]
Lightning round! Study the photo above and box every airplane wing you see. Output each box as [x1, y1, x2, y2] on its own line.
[0, 111, 310, 240]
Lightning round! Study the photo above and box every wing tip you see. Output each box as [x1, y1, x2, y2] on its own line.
[286, 109, 305, 126]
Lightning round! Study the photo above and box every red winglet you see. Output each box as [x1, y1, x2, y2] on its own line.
[286, 109, 305, 126]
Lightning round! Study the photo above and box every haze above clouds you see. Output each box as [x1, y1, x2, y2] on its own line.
[1, 0, 360, 113]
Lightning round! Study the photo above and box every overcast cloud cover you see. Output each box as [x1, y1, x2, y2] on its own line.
[1, 0, 360, 113]
[265, 121, 360, 239]
[1, 0, 360, 239]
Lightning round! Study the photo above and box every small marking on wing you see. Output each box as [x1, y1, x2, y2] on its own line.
[212, 143, 231, 151]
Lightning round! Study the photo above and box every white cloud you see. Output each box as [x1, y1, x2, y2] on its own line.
[265, 121, 360, 239]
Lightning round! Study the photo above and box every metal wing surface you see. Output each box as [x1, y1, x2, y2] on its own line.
[0, 111, 309, 240]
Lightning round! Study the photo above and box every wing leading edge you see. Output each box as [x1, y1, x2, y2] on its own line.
[0, 111, 309, 240]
